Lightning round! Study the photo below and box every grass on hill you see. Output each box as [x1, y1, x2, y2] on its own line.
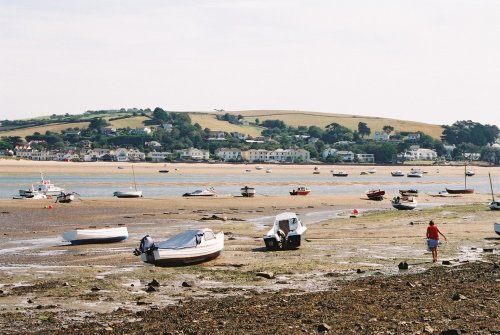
[189, 113, 264, 137]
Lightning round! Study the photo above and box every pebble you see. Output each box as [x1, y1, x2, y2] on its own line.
[182, 281, 195, 288]
[317, 323, 331, 332]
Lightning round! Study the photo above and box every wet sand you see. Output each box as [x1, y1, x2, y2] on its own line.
[0, 160, 499, 333]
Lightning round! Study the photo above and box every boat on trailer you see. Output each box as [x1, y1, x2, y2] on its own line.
[137, 228, 224, 266]
[62, 226, 129, 245]
[263, 212, 307, 250]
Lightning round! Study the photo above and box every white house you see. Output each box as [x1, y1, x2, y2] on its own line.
[15, 145, 33, 159]
[145, 141, 162, 148]
[215, 148, 243, 162]
[356, 153, 375, 163]
[337, 151, 355, 162]
[178, 148, 209, 161]
[403, 148, 437, 161]
[131, 127, 152, 135]
[244, 149, 269, 162]
[147, 151, 173, 162]
[374, 131, 390, 141]
[322, 148, 338, 159]
[115, 148, 146, 162]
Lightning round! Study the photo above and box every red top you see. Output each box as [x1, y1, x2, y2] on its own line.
[427, 225, 440, 240]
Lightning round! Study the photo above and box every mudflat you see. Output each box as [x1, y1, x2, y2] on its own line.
[0, 161, 498, 334]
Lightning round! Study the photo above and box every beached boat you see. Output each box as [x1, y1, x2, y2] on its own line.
[391, 170, 404, 177]
[495, 223, 500, 236]
[360, 171, 368, 175]
[446, 164, 474, 194]
[113, 165, 143, 198]
[240, 186, 256, 197]
[465, 170, 475, 177]
[289, 186, 311, 196]
[391, 196, 418, 210]
[158, 169, 169, 173]
[266, 168, 272, 173]
[55, 192, 76, 203]
[137, 228, 224, 266]
[183, 188, 217, 197]
[15, 185, 47, 199]
[399, 189, 419, 197]
[62, 227, 129, 245]
[255, 165, 264, 170]
[263, 212, 307, 250]
[313, 167, 320, 174]
[332, 171, 348, 177]
[366, 189, 385, 200]
[407, 169, 423, 178]
[19, 172, 64, 197]
[367, 168, 376, 174]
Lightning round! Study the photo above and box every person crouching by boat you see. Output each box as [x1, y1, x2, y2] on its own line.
[426, 220, 447, 263]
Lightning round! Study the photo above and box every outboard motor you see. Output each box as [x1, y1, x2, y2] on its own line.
[133, 235, 155, 256]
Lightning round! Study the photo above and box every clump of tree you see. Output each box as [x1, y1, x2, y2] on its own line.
[442, 120, 499, 147]
[216, 113, 244, 125]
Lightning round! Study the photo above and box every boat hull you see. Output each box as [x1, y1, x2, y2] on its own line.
[142, 250, 222, 267]
[392, 203, 417, 210]
[489, 201, 500, 210]
[495, 223, 500, 236]
[113, 191, 143, 198]
[445, 188, 474, 194]
[62, 227, 129, 245]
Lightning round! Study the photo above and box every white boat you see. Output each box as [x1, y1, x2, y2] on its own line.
[183, 188, 217, 197]
[19, 172, 64, 197]
[263, 212, 307, 250]
[465, 170, 475, 177]
[266, 168, 272, 173]
[391, 170, 404, 177]
[255, 165, 264, 170]
[313, 166, 320, 174]
[55, 192, 76, 203]
[62, 226, 129, 245]
[137, 228, 224, 266]
[367, 168, 376, 174]
[407, 169, 423, 178]
[240, 186, 256, 197]
[391, 196, 418, 210]
[113, 190, 143, 198]
[113, 165, 142, 198]
[495, 223, 500, 236]
[16, 185, 48, 199]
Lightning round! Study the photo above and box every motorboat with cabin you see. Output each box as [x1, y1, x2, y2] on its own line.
[240, 186, 256, 197]
[183, 188, 217, 197]
[136, 228, 224, 266]
[56, 192, 77, 203]
[391, 196, 418, 210]
[495, 223, 500, 236]
[263, 212, 307, 250]
[399, 189, 419, 197]
[19, 172, 64, 197]
[407, 169, 423, 178]
[289, 186, 311, 196]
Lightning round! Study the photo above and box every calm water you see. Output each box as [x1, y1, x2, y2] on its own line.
[0, 170, 495, 199]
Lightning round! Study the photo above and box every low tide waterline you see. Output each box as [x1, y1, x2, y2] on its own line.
[0, 170, 495, 199]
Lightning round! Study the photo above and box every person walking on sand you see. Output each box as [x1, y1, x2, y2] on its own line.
[426, 220, 447, 263]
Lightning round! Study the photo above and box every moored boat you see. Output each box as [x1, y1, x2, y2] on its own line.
[446, 164, 474, 194]
[399, 189, 419, 197]
[136, 228, 224, 266]
[488, 172, 499, 210]
[407, 169, 423, 178]
[465, 170, 475, 176]
[289, 186, 311, 196]
[263, 212, 307, 250]
[313, 166, 320, 174]
[183, 188, 217, 197]
[240, 186, 256, 197]
[56, 192, 76, 203]
[332, 171, 348, 177]
[391, 170, 404, 177]
[391, 196, 418, 210]
[19, 172, 64, 197]
[16, 185, 47, 199]
[366, 189, 385, 200]
[62, 227, 129, 245]
[114, 165, 143, 198]
[367, 168, 376, 174]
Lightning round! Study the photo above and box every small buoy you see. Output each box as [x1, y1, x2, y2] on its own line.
[47, 205, 54, 209]
[352, 208, 359, 215]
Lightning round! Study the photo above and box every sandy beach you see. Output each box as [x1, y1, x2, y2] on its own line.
[0, 160, 499, 334]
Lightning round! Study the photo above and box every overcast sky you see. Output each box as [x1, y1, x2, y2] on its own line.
[1, 0, 499, 126]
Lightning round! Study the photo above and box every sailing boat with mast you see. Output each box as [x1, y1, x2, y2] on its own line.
[446, 163, 474, 194]
[488, 173, 499, 210]
[113, 165, 143, 198]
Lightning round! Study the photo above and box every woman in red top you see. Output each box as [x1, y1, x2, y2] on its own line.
[426, 220, 447, 263]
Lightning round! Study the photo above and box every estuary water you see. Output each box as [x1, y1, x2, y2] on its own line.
[0, 170, 493, 199]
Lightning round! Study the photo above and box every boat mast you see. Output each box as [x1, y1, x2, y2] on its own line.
[490, 172, 496, 202]
[464, 163, 467, 189]
[132, 165, 137, 191]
